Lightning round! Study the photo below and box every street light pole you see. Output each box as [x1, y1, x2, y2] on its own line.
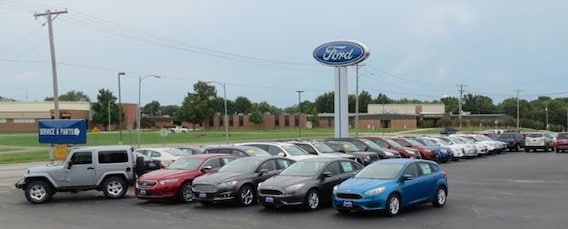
[206, 81, 229, 143]
[515, 89, 521, 128]
[297, 90, 304, 138]
[138, 74, 161, 148]
[117, 72, 125, 145]
[545, 103, 549, 131]
[355, 64, 360, 137]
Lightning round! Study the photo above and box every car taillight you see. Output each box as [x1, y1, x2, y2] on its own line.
[442, 171, 447, 177]
[512, 139, 517, 144]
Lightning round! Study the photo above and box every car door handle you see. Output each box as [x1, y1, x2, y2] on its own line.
[87, 167, 94, 170]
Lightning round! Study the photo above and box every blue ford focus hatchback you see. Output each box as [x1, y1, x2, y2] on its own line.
[332, 159, 447, 216]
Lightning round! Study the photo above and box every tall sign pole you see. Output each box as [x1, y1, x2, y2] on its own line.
[313, 40, 370, 137]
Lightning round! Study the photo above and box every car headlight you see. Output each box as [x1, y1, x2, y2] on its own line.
[405, 150, 417, 156]
[218, 180, 238, 188]
[159, 178, 179, 185]
[364, 187, 385, 196]
[333, 185, 338, 194]
[384, 151, 394, 156]
[284, 183, 305, 193]
[364, 155, 371, 161]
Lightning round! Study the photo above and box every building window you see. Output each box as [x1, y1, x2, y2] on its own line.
[239, 115, 244, 127]
[0, 119, 6, 123]
[209, 118, 214, 128]
[229, 116, 234, 127]
[274, 115, 280, 126]
[13, 119, 35, 124]
[294, 115, 299, 127]
[284, 115, 290, 127]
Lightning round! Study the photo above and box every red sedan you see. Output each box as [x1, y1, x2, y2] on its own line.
[555, 133, 568, 152]
[391, 137, 437, 160]
[135, 154, 236, 203]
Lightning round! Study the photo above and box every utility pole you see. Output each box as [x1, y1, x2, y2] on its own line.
[34, 9, 67, 119]
[457, 84, 467, 128]
[297, 90, 304, 138]
[515, 89, 522, 128]
[34, 9, 67, 165]
[545, 103, 549, 131]
[107, 101, 111, 131]
[355, 64, 364, 137]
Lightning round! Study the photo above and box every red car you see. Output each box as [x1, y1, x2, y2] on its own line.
[363, 137, 422, 159]
[135, 154, 236, 203]
[391, 137, 437, 160]
[555, 133, 568, 152]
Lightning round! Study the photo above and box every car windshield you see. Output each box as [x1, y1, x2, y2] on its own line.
[557, 133, 568, 139]
[458, 137, 474, 143]
[338, 142, 361, 152]
[312, 143, 335, 153]
[436, 137, 453, 145]
[245, 148, 272, 157]
[498, 134, 515, 139]
[280, 161, 326, 176]
[527, 133, 543, 138]
[405, 138, 425, 146]
[475, 135, 493, 141]
[166, 148, 189, 157]
[219, 158, 261, 173]
[282, 145, 309, 156]
[359, 139, 382, 149]
[384, 138, 404, 148]
[355, 163, 404, 179]
[416, 138, 437, 147]
[168, 157, 203, 170]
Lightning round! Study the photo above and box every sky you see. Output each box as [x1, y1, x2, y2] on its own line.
[1, 0, 568, 109]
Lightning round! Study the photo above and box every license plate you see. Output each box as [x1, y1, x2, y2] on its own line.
[199, 192, 206, 198]
[343, 201, 352, 208]
[265, 196, 274, 203]
[139, 189, 146, 195]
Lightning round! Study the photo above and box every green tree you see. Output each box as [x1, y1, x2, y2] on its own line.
[161, 105, 179, 117]
[91, 89, 120, 130]
[440, 96, 459, 114]
[248, 110, 265, 126]
[251, 101, 282, 114]
[315, 91, 334, 113]
[176, 81, 217, 129]
[45, 90, 91, 102]
[234, 96, 252, 114]
[142, 100, 160, 116]
[374, 93, 392, 104]
[309, 107, 320, 127]
[462, 94, 496, 114]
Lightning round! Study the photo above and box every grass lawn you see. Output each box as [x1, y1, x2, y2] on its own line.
[0, 150, 49, 164]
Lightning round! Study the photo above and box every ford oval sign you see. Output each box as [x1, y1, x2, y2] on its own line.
[313, 40, 370, 67]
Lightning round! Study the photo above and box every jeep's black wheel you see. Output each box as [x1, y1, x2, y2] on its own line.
[25, 180, 53, 204]
[179, 181, 194, 203]
[102, 176, 128, 199]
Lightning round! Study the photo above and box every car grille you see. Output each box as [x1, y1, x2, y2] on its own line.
[192, 184, 217, 193]
[137, 180, 157, 188]
[259, 189, 283, 195]
[336, 193, 363, 199]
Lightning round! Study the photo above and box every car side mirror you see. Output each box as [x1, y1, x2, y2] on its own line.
[66, 161, 73, 169]
[321, 171, 332, 178]
[200, 165, 213, 173]
[258, 169, 269, 176]
[277, 152, 286, 157]
[402, 174, 414, 181]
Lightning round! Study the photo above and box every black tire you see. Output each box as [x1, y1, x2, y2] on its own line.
[303, 189, 320, 211]
[544, 147, 549, 152]
[432, 187, 447, 208]
[178, 181, 194, 203]
[384, 193, 401, 217]
[199, 201, 213, 206]
[525, 148, 529, 152]
[237, 185, 256, 207]
[102, 176, 128, 199]
[24, 180, 53, 204]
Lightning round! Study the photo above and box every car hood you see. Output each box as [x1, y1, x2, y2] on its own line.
[337, 178, 396, 194]
[194, 171, 251, 184]
[320, 153, 353, 159]
[261, 175, 313, 190]
[139, 169, 199, 180]
[26, 164, 63, 176]
[287, 155, 317, 161]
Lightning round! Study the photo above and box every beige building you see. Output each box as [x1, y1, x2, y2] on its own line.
[368, 104, 445, 116]
[0, 101, 91, 131]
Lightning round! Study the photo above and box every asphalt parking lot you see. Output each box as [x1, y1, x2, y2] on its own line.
[0, 152, 567, 229]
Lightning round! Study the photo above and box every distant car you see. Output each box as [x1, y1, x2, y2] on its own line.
[289, 141, 356, 160]
[325, 137, 401, 159]
[497, 132, 525, 152]
[177, 147, 204, 155]
[555, 133, 568, 153]
[420, 137, 465, 160]
[258, 158, 364, 210]
[237, 142, 317, 161]
[524, 132, 555, 152]
[135, 147, 190, 166]
[192, 157, 296, 206]
[135, 154, 235, 203]
[135, 152, 163, 175]
[363, 136, 422, 159]
[203, 145, 272, 157]
[390, 137, 437, 161]
[322, 141, 380, 165]
[169, 126, 189, 133]
[333, 159, 448, 216]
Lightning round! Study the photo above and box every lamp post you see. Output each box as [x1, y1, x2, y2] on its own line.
[297, 90, 304, 138]
[117, 72, 125, 145]
[354, 64, 373, 137]
[138, 74, 161, 148]
[206, 81, 228, 143]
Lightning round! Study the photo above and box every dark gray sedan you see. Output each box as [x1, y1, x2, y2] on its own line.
[192, 156, 295, 206]
[257, 157, 363, 210]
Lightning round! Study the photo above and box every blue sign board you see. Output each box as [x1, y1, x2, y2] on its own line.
[38, 119, 87, 144]
[313, 40, 370, 67]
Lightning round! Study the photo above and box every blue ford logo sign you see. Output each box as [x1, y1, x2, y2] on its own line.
[313, 40, 370, 67]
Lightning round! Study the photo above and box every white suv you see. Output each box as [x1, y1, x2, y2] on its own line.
[524, 132, 554, 152]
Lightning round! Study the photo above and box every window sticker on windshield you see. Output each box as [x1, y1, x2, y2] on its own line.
[420, 164, 432, 174]
[246, 149, 256, 155]
[342, 144, 351, 149]
[341, 161, 353, 172]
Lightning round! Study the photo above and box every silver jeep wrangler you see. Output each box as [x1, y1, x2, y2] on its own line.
[15, 145, 145, 204]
